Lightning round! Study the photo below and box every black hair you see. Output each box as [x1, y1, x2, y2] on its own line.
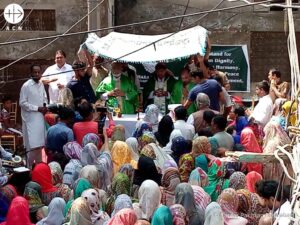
[74, 97, 84, 110]
[72, 60, 86, 70]
[174, 106, 188, 121]
[203, 110, 216, 124]
[2, 95, 12, 103]
[30, 64, 41, 72]
[58, 106, 75, 121]
[203, 59, 212, 69]
[226, 125, 236, 135]
[155, 62, 167, 71]
[186, 140, 193, 152]
[56, 50, 67, 58]
[255, 180, 283, 201]
[256, 80, 270, 94]
[234, 106, 245, 117]
[213, 74, 224, 86]
[212, 115, 227, 131]
[191, 71, 204, 79]
[181, 66, 191, 74]
[270, 69, 281, 78]
[78, 102, 93, 119]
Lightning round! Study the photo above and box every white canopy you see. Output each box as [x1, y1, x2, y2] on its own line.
[80, 26, 208, 63]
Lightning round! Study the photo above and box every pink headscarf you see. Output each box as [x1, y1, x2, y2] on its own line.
[191, 185, 211, 212]
[107, 208, 137, 225]
[246, 171, 263, 193]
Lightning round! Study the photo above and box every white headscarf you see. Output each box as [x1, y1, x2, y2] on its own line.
[204, 202, 225, 225]
[162, 129, 183, 154]
[144, 104, 160, 132]
[126, 137, 139, 161]
[36, 197, 66, 225]
[133, 180, 161, 220]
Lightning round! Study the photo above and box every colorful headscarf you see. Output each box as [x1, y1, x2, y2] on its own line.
[191, 185, 211, 213]
[98, 151, 114, 191]
[140, 144, 156, 159]
[170, 204, 187, 225]
[82, 133, 101, 148]
[81, 188, 110, 225]
[204, 202, 224, 225]
[138, 131, 156, 150]
[161, 167, 181, 207]
[119, 164, 134, 182]
[63, 141, 82, 160]
[111, 141, 135, 174]
[229, 172, 247, 190]
[151, 205, 173, 225]
[133, 180, 161, 220]
[282, 100, 298, 126]
[217, 188, 248, 225]
[175, 183, 202, 225]
[23, 181, 44, 213]
[246, 171, 263, 193]
[36, 197, 66, 225]
[107, 208, 137, 225]
[154, 115, 174, 147]
[111, 125, 126, 143]
[126, 137, 139, 161]
[163, 160, 178, 172]
[192, 136, 211, 156]
[79, 165, 101, 189]
[74, 178, 93, 199]
[135, 220, 151, 225]
[32, 163, 58, 193]
[49, 161, 63, 185]
[171, 136, 189, 164]
[111, 194, 133, 217]
[0, 184, 17, 222]
[67, 197, 93, 225]
[188, 167, 208, 187]
[1, 196, 34, 225]
[80, 143, 101, 166]
[111, 173, 131, 197]
[194, 154, 208, 173]
[203, 159, 229, 201]
[134, 122, 153, 139]
[178, 153, 195, 182]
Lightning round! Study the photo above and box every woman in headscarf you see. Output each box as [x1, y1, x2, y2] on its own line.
[133, 156, 162, 186]
[178, 153, 195, 183]
[82, 133, 101, 149]
[109, 125, 126, 149]
[63, 142, 83, 187]
[111, 194, 133, 217]
[58, 87, 74, 109]
[246, 171, 263, 193]
[106, 208, 137, 225]
[163, 129, 183, 154]
[263, 120, 291, 180]
[160, 167, 181, 207]
[143, 104, 160, 132]
[191, 185, 211, 217]
[133, 180, 161, 220]
[23, 182, 45, 223]
[137, 131, 156, 151]
[151, 205, 173, 225]
[63, 197, 93, 225]
[170, 204, 187, 225]
[98, 151, 114, 192]
[31, 163, 59, 205]
[204, 202, 224, 225]
[81, 143, 101, 166]
[133, 122, 153, 139]
[171, 136, 189, 164]
[217, 188, 248, 225]
[188, 168, 208, 187]
[193, 136, 212, 173]
[111, 141, 136, 175]
[240, 127, 263, 175]
[81, 189, 110, 225]
[0, 196, 34, 225]
[154, 115, 174, 147]
[49, 162, 71, 202]
[36, 197, 66, 225]
[0, 184, 17, 222]
[228, 172, 246, 191]
[236, 189, 269, 225]
[135, 220, 151, 225]
[106, 173, 131, 215]
[126, 137, 139, 161]
[119, 164, 134, 183]
[79, 165, 101, 189]
[175, 183, 203, 225]
[203, 159, 229, 201]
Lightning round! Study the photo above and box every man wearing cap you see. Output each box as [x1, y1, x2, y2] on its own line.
[67, 61, 96, 104]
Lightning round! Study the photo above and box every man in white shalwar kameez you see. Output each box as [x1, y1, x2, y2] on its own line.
[19, 64, 48, 168]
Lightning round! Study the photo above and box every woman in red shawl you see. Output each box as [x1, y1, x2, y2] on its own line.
[31, 163, 59, 205]
[0, 196, 34, 225]
[240, 127, 263, 175]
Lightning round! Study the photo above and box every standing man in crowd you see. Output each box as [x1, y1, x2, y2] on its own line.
[143, 63, 176, 114]
[42, 50, 74, 103]
[20, 64, 48, 168]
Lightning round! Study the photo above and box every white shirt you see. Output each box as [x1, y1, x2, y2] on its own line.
[42, 63, 74, 103]
[274, 201, 291, 225]
[148, 78, 170, 99]
[174, 120, 195, 140]
[250, 94, 273, 127]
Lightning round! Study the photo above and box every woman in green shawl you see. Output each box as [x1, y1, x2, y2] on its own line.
[203, 158, 229, 201]
[151, 205, 173, 225]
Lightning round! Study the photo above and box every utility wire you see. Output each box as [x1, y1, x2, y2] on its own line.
[0, 0, 275, 47]
[178, 0, 191, 30]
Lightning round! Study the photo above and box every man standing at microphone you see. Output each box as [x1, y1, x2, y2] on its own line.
[20, 64, 48, 168]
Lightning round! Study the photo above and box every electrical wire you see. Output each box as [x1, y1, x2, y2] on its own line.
[178, 0, 191, 30]
[227, 0, 300, 8]
[0, 0, 105, 73]
[0, 0, 274, 47]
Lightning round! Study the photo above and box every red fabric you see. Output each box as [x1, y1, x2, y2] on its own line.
[246, 171, 263, 193]
[73, 121, 98, 146]
[106, 120, 116, 138]
[31, 163, 57, 193]
[240, 127, 263, 175]
[0, 196, 34, 225]
[44, 113, 58, 126]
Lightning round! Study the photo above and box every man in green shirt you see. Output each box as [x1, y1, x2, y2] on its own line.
[96, 62, 138, 114]
[171, 67, 196, 115]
